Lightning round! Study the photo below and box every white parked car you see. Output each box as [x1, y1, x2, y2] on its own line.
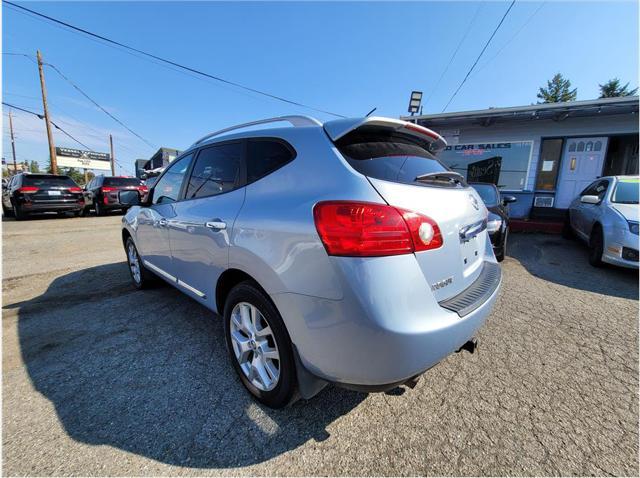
[564, 175, 639, 268]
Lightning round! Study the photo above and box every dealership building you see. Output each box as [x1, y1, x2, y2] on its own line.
[402, 96, 639, 219]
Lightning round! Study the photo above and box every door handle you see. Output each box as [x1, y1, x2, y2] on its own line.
[157, 218, 168, 227]
[205, 220, 226, 231]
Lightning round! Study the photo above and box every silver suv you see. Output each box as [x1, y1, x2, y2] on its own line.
[121, 116, 502, 408]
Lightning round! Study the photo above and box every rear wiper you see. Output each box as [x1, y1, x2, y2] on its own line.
[415, 171, 465, 184]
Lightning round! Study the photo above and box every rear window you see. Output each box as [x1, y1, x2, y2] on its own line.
[335, 128, 459, 188]
[103, 177, 143, 187]
[22, 175, 77, 188]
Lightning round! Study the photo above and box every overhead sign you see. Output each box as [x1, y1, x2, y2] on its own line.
[55, 147, 111, 170]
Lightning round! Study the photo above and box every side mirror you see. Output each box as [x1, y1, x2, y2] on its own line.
[503, 195, 517, 204]
[119, 190, 141, 207]
[580, 195, 600, 205]
[140, 172, 148, 180]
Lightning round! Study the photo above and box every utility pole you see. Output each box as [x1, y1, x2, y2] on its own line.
[109, 134, 116, 175]
[37, 50, 57, 174]
[8, 110, 17, 174]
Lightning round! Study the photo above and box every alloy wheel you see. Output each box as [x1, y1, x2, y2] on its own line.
[229, 302, 281, 391]
[127, 242, 141, 284]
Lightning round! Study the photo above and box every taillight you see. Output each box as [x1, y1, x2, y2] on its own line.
[101, 187, 116, 193]
[18, 186, 39, 193]
[68, 187, 82, 193]
[313, 201, 442, 257]
[138, 185, 148, 192]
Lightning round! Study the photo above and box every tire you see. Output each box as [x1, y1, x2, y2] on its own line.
[495, 227, 507, 262]
[12, 200, 26, 221]
[125, 237, 157, 289]
[562, 212, 574, 240]
[2, 202, 14, 218]
[588, 225, 604, 267]
[95, 201, 104, 216]
[223, 281, 296, 408]
[78, 207, 87, 217]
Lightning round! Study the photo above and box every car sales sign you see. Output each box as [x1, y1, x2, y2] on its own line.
[55, 147, 111, 170]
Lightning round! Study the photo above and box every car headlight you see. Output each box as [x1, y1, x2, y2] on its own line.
[487, 216, 503, 233]
[628, 221, 639, 235]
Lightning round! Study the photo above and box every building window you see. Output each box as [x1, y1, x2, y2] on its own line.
[594, 140, 602, 151]
[586, 141, 593, 152]
[437, 141, 533, 190]
[535, 138, 563, 191]
[569, 142, 576, 152]
[577, 141, 585, 152]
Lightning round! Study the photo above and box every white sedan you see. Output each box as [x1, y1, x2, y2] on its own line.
[564, 175, 639, 268]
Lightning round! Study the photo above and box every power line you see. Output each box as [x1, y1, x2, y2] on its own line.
[44, 62, 157, 150]
[424, 1, 485, 108]
[4, 0, 347, 119]
[4, 102, 135, 175]
[472, 1, 546, 78]
[442, 0, 517, 112]
[3, 101, 92, 150]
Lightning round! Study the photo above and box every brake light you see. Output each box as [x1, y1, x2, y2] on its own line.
[68, 187, 82, 193]
[101, 187, 116, 193]
[404, 123, 440, 141]
[138, 185, 148, 192]
[313, 201, 442, 257]
[18, 186, 39, 193]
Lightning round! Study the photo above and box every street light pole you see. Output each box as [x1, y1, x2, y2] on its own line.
[37, 50, 57, 174]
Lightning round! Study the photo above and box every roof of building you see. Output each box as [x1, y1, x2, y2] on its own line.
[401, 96, 639, 128]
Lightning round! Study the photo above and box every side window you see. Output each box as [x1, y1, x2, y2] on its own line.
[581, 180, 601, 196]
[247, 140, 295, 183]
[185, 143, 244, 199]
[152, 153, 194, 205]
[594, 180, 610, 200]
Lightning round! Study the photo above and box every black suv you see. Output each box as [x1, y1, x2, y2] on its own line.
[2, 173, 85, 220]
[469, 182, 517, 262]
[83, 175, 148, 216]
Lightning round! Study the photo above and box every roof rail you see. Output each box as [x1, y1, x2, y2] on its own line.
[192, 115, 322, 146]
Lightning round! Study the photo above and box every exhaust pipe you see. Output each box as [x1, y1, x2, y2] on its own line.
[457, 338, 478, 354]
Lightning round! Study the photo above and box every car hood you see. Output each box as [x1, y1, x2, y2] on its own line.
[612, 203, 639, 222]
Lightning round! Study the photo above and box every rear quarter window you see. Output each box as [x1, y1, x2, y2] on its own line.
[247, 139, 295, 183]
[335, 128, 459, 188]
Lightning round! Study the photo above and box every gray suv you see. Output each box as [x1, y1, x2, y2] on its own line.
[121, 116, 502, 407]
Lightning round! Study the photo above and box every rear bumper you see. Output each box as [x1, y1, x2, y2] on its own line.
[271, 258, 501, 387]
[21, 201, 83, 212]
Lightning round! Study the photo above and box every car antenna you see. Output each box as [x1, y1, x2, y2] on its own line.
[365, 107, 377, 117]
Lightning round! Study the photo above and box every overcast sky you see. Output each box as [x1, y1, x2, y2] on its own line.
[3, 1, 639, 175]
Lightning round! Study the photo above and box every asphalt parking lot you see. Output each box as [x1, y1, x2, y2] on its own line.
[2, 214, 638, 476]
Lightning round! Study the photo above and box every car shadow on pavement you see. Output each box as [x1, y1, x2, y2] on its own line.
[8, 262, 365, 468]
[507, 233, 638, 300]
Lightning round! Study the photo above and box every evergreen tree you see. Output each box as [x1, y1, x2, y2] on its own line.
[598, 78, 638, 98]
[537, 73, 577, 103]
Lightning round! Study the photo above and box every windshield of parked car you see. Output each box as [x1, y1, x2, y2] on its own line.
[22, 175, 77, 188]
[336, 128, 461, 188]
[471, 183, 499, 207]
[612, 180, 639, 204]
[103, 177, 143, 187]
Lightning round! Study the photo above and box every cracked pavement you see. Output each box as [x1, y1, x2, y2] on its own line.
[2, 215, 638, 476]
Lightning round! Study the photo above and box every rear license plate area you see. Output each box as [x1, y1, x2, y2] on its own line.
[48, 190, 61, 196]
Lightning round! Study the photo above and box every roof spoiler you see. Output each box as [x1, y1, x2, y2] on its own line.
[323, 116, 447, 152]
